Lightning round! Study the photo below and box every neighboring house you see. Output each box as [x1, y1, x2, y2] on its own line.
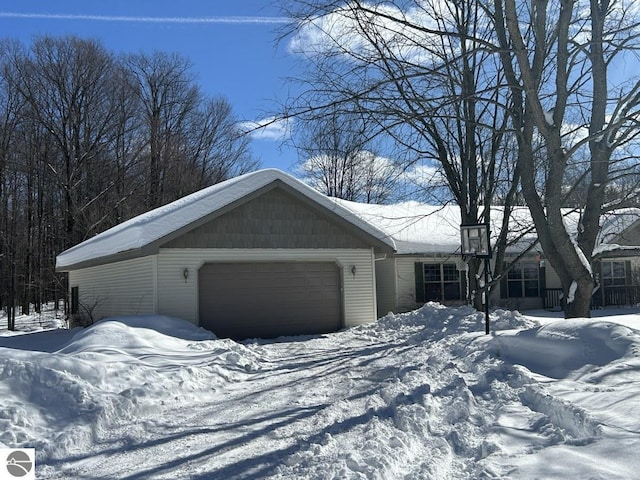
[57, 168, 640, 339]
[56, 169, 395, 339]
[334, 199, 640, 315]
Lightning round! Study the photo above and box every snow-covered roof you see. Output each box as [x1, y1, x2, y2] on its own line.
[333, 199, 640, 257]
[331, 200, 464, 255]
[598, 209, 640, 243]
[593, 208, 640, 256]
[56, 169, 397, 270]
[56, 167, 640, 270]
[332, 199, 544, 256]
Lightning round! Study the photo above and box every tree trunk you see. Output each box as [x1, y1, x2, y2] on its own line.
[564, 277, 594, 318]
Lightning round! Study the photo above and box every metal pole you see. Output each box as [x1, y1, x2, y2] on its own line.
[484, 257, 490, 335]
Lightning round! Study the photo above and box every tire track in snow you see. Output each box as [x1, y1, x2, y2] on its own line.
[34, 306, 606, 479]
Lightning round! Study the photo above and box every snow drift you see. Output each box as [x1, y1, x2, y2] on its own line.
[1, 304, 640, 478]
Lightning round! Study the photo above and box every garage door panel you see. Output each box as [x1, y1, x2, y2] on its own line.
[198, 262, 342, 340]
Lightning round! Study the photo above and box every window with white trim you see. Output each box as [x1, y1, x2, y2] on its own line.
[423, 263, 461, 301]
[601, 261, 626, 286]
[506, 261, 539, 298]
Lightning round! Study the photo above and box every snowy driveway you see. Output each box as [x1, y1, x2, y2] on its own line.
[2, 305, 640, 479]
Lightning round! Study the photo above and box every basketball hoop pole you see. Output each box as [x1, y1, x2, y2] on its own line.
[483, 257, 490, 335]
[461, 223, 492, 335]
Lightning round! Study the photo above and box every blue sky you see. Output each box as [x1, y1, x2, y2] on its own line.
[0, 1, 300, 172]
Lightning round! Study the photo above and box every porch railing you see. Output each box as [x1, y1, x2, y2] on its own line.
[544, 288, 564, 310]
[545, 286, 640, 310]
[597, 285, 640, 308]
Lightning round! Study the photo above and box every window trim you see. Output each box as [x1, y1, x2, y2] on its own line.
[421, 262, 461, 302]
[601, 260, 627, 287]
[505, 261, 540, 298]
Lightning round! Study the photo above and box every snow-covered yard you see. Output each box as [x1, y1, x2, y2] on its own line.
[1, 304, 640, 479]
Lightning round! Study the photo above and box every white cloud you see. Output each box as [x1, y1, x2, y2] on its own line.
[288, 1, 461, 65]
[239, 116, 291, 141]
[404, 163, 446, 186]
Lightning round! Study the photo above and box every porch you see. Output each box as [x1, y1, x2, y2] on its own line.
[544, 286, 640, 310]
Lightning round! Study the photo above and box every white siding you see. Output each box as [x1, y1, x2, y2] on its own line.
[157, 248, 377, 327]
[375, 257, 397, 316]
[68, 256, 156, 322]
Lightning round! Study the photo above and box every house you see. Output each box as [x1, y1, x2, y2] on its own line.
[56, 169, 395, 339]
[332, 199, 640, 315]
[57, 168, 640, 339]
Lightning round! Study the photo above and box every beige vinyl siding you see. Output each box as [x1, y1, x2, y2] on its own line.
[375, 257, 397, 316]
[68, 256, 156, 322]
[157, 248, 377, 327]
[396, 257, 422, 312]
[544, 262, 562, 289]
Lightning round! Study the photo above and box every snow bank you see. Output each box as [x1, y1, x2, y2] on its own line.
[491, 318, 639, 379]
[360, 302, 538, 342]
[2, 306, 640, 479]
[0, 316, 262, 462]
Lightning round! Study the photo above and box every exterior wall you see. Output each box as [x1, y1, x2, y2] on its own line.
[396, 255, 552, 312]
[544, 261, 562, 289]
[156, 248, 377, 328]
[162, 187, 372, 250]
[68, 256, 156, 323]
[374, 257, 398, 316]
[396, 256, 424, 312]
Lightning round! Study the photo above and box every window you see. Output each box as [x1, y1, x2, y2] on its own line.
[423, 263, 461, 302]
[602, 261, 627, 286]
[506, 262, 539, 298]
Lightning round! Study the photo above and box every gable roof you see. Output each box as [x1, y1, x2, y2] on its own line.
[56, 169, 396, 271]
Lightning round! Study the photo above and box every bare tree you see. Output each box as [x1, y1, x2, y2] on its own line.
[0, 40, 22, 326]
[491, 0, 640, 317]
[10, 35, 119, 248]
[125, 51, 201, 209]
[293, 105, 402, 202]
[125, 52, 258, 208]
[283, 0, 522, 307]
[0, 36, 258, 323]
[175, 96, 258, 196]
[101, 60, 146, 226]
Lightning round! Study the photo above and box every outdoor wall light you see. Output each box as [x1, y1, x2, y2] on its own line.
[183, 268, 189, 283]
[351, 265, 357, 277]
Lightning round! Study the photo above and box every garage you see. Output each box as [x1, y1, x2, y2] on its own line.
[198, 262, 342, 340]
[57, 169, 395, 335]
